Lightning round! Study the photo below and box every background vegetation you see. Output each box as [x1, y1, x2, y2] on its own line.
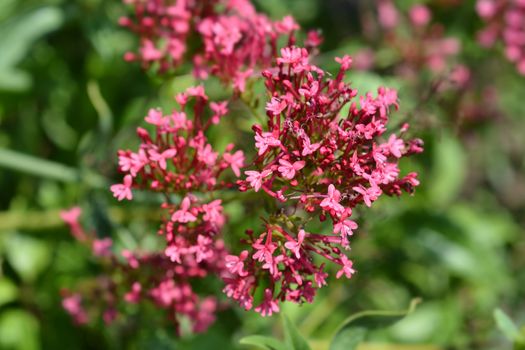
[0, 0, 524, 349]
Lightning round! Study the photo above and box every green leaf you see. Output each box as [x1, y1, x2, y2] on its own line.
[0, 309, 40, 350]
[329, 327, 366, 350]
[282, 314, 312, 350]
[4, 233, 51, 282]
[0, 278, 18, 307]
[330, 299, 421, 350]
[239, 335, 288, 350]
[0, 7, 64, 92]
[494, 309, 525, 344]
[0, 148, 107, 188]
[428, 133, 466, 207]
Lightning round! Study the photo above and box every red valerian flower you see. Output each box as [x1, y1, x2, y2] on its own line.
[227, 47, 423, 315]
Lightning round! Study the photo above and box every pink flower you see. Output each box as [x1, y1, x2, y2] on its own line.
[278, 159, 305, 179]
[265, 97, 287, 115]
[198, 144, 218, 166]
[336, 255, 355, 279]
[92, 238, 112, 257]
[62, 294, 88, 324]
[333, 219, 358, 248]
[165, 244, 182, 263]
[202, 200, 223, 224]
[148, 148, 177, 170]
[301, 136, 320, 156]
[140, 40, 163, 61]
[409, 5, 431, 27]
[298, 81, 319, 98]
[476, 0, 497, 19]
[111, 175, 133, 201]
[122, 249, 139, 269]
[254, 289, 279, 317]
[186, 86, 208, 100]
[223, 150, 245, 177]
[377, 0, 399, 29]
[255, 132, 281, 155]
[277, 46, 305, 65]
[124, 282, 141, 303]
[252, 236, 277, 263]
[171, 197, 197, 223]
[245, 169, 272, 192]
[335, 55, 353, 70]
[60, 207, 82, 227]
[210, 101, 228, 124]
[225, 251, 249, 276]
[145, 108, 166, 126]
[353, 184, 382, 207]
[320, 184, 345, 214]
[284, 229, 306, 259]
[383, 134, 404, 158]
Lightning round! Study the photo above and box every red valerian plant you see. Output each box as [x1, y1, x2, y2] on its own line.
[356, 1, 464, 80]
[477, 0, 525, 75]
[61, 86, 243, 333]
[119, 0, 319, 91]
[60, 206, 228, 333]
[223, 47, 423, 316]
[61, 0, 423, 332]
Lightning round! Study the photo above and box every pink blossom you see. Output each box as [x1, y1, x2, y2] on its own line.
[110, 175, 133, 201]
[255, 132, 281, 155]
[171, 197, 197, 223]
[202, 200, 223, 224]
[121, 249, 139, 269]
[284, 229, 306, 259]
[92, 238, 112, 257]
[277, 46, 306, 65]
[353, 184, 382, 207]
[60, 207, 82, 227]
[245, 170, 272, 192]
[225, 251, 249, 276]
[124, 282, 141, 303]
[265, 97, 287, 115]
[210, 101, 228, 124]
[254, 289, 279, 317]
[301, 136, 320, 156]
[148, 148, 177, 170]
[378, 0, 399, 29]
[335, 55, 353, 70]
[383, 134, 405, 158]
[224, 150, 245, 177]
[145, 108, 166, 126]
[320, 184, 345, 214]
[409, 5, 431, 27]
[165, 244, 182, 263]
[278, 159, 305, 179]
[477, 0, 497, 19]
[62, 294, 88, 324]
[336, 255, 355, 279]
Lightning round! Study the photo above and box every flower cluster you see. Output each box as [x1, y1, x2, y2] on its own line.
[111, 85, 244, 200]
[62, 85, 244, 332]
[119, 0, 316, 91]
[223, 47, 423, 316]
[357, 1, 463, 79]
[60, 207, 227, 333]
[477, 0, 525, 75]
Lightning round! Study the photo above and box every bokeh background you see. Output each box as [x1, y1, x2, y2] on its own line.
[0, 0, 524, 349]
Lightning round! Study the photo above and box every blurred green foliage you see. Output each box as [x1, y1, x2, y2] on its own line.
[0, 0, 524, 349]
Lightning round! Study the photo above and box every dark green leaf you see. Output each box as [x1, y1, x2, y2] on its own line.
[282, 314, 312, 350]
[329, 327, 366, 350]
[494, 309, 525, 343]
[239, 335, 288, 350]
